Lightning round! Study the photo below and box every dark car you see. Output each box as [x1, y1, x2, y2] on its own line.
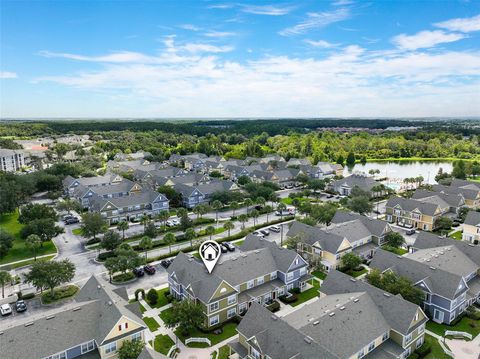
[144, 265, 156, 275]
[405, 228, 416, 235]
[254, 205, 263, 211]
[222, 242, 235, 252]
[220, 245, 228, 253]
[259, 229, 270, 236]
[64, 217, 80, 225]
[62, 214, 74, 221]
[160, 260, 172, 268]
[133, 268, 145, 277]
[326, 194, 334, 198]
[15, 300, 27, 313]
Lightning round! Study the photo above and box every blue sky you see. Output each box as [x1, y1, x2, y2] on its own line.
[1, 0, 480, 118]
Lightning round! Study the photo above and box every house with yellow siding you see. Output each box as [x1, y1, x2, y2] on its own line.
[463, 211, 480, 243]
[385, 196, 442, 231]
[229, 270, 427, 359]
[0, 276, 162, 359]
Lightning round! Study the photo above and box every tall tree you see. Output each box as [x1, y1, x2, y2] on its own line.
[0, 229, 14, 258]
[163, 232, 176, 254]
[346, 196, 373, 215]
[163, 299, 204, 336]
[101, 230, 122, 251]
[0, 270, 12, 298]
[25, 234, 42, 261]
[384, 232, 405, 248]
[118, 340, 145, 359]
[205, 225, 215, 240]
[19, 203, 57, 223]
[139, 236, 153, 259]
[223, 221, 234, 237]
[184, 228, 196, 247]
[20, 218, 63, 244]
[56, 199, 80, 215]
[211, 200, 223, 227]
[80, 213, 108, 241]
[117, 221, 129, 241]
[25, 259, 75, 296]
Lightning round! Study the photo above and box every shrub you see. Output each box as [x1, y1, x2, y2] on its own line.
[279, 294, 297, 304]
[289, 287, 301, 294]
[97, 251, 115, 261]
[266, 301, 280, 312]
[466, 308, 480, 320]
[16, 291, 23, 300]
[22, 292, 35, 300]
[135, 288, 145, 301]
[112, 272, 135, 283]
[415, 343, 431, 358]
[41, 285, 78, 305]
[147, 288, 159, 305]
[86, 238, 101, 245]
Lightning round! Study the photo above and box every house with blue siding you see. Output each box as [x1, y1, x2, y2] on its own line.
[167, 235, 311, 328]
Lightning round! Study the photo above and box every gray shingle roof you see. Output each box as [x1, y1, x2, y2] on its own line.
[411, 189, 464, 209]
[451, 179, 480, 191]
[331, 174, 378, 192]
[287, 221, 349, 254]
[465, 211, 480, 227]
[386, 196, 439, 216]
[432, 184, 479, 201]
[321, 270, 424, 335]
[370, 249, 465, 300]
[331, 211, 391, 238]
[89, 188, 167, 211]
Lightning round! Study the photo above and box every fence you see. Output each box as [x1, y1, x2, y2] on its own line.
[445, 330, 473, 340]
[185, 337, 211, 346]
[167, 344, 178, 358]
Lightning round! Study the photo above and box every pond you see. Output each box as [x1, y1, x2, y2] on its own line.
[343, 161, 453, 184]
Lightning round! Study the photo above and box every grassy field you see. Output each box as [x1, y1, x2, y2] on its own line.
[147, 287, 170, 309]
[143, 317, 160, 332]
[382, 245, 408, 256]
[72, 228, 83, 235]
[449, 230, 462, 240]
[426, 316, 480, 340]
[419, 334, 449, 359]
[290, 280, 320, 307]
[0, 210, 57, 265]
[218, 345, 230, 359]
[175, 322, 238, 348]
[312, 270, 327, 280]
[159, 307, 174, 323]
[343, 268, 368, 278]
[0, 254, 56, 270]
[153, 334, 175, 355]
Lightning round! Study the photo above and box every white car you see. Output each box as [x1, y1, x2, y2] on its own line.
[0, 303, 12, 316]
[269, 225, 281, 233]
[171, 218, 180, 225]
[166, 220, 175, 227]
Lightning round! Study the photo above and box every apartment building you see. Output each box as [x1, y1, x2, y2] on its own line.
[173, 179, 238, 208]
[328, 173, 386, 197]
[385, 196, 443, 231]
[463, 211, 480, 243]
[0, 148, 27, 172]
[229, 270, 427, 359]
[167, 235, 310, 328]
[411, 189, 465, 216]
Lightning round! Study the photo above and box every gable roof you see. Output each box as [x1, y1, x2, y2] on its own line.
[432, 184, 479, 201]
[321, 270, 424, 335]
[89, 188, 167, 212]
[411, 189, 464, 208]
[465, 211, 480, 227]
[386, 196, 440, 216]
[451, 179, 480, 191]
[331, 174, 378, 192]
[370, 249, 465, 300]
[287, 221, 349, 254]
[331, 211, 391, 238]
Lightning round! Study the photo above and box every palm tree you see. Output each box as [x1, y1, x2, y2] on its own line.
[244, 198, 253, 214]
[163, 232, 176, 254]
[193, 205, 202, 220]
[117, 221, 129, 241]
[184, 228, 196, 248]
[277, 203, 287, 245]
[139, 236, 153, 259]
[238, 214, 248, 230]
[230, 201, 239, 217]
[157, 210, 170, 230]
[212, 200, 223, 227]
[140, 215, 150, 233]
[250, 209, 259, 226]
[205, 226, 215, 240]
[0, 271, 12, 299]
[223, 221, 234, 237]
[255, 196, 265, 217]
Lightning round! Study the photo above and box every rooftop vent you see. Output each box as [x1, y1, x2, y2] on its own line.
[340, 306, 346, 310]
[97, 285, 101, 289]
[353, 298, 359, 303]
[72, 307, 82, 312]
[350, 278, 356, 282]
[429, 266, 436, 270]
[24, 322, 34, 327]
[241, 254, 247, 258]
[46, 315, 55, 320]
[108, 301, 113, 306]
[329, 312, 335, 317]
[304, 337, 312, 344]
[383, 293, 391, 297]
[313, 321, 320, 325]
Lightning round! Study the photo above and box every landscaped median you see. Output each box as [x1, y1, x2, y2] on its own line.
[152, 334, 175, 355]
[41, 285, 78, 305]
[174, 322, 238, 348]
[426, 311, 480, 340]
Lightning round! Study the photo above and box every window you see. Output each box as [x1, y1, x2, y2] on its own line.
[227, 307, 236, 318]
[382, 332, 389, 342]
[105, 342, 117, 354]
[270, 271, 277, 280]
[405, 333, 412, 344]
[368, 341, 375, 352]
[416, 338, 424, 349]
[358, 349, 365, 358]
[131, 332, 142, 341]
[210, 301, 219, 312]
[418, 325, 425, 334]
[228, 294, 236, 305]
[286, 272, 293, 281]
[118, 322, 129, 331]
[247, 280, 254, 289]
[257, 276, 264, 285]
[300, 267, 306, 276]
[44, 352, 67, 359]
[251, 348, 261, 359]
[209, 315, 219, 326]
[81, 340, 95, 354]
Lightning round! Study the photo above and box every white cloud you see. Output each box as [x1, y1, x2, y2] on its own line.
[241, 4, 293, 16]
[204, 31, 236, 38]
[181, 43, 234, 53]
[332, 0, 353, 6]
[392, 30, 466, 50]
[435, 14, 480, 33]
[39, 50, 161, 63]
[304, 39, 339, 48]
[179, 24, 201, 31]
[33, 44, 480, 118]
[207, 4, 234, 9]
[279, 8, 351, 36]
[0, 71, 17, 79]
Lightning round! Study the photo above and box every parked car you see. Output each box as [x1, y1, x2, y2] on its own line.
[143, 265, 156, 275]
[253, 231, 264, 238]
[259, 229, 270, 236]
[405, 228, 416, 235]
[130, 217, 140, 223]
[166, 220, 175, 227]
[220, 245, 228, 253]
[62, 214, 73, 221]
[133, 267, 145, 277]
[254, 205, 263, 211]
[172, 218, 180, 225]
[161, 259, 172, 268]
[222, 242, 235, 252]
[326, 194, 334, 198]
[15, 300, 27, 313]
[0, 303, 12, 316]
[64, 217, 80, 225]
[269, 225, 281, 233]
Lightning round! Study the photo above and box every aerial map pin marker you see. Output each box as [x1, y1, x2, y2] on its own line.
[199, 240, 222, 273]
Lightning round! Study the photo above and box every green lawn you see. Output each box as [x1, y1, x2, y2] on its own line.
[0, 254, 56, 270]
[311, 271, 327, 280]
[343, 268, 368, 278]
[148, 287, 170, 309]
[175, 322, 238, 348]
[153, 334, 175, 355]
[72, 228, 83, 235]
[411, 334, 449, 359]
[41, 285, 78, 305]
[0, 211, 57, 265]
[290, 280, 320, 307]
[382, 245, 408, 256]
[143, 317, 160, 332]
[159, 307, 174, 323]
[218, 345, 231, 359]
[281, 198, 293, 205]
[468, 177, 480, 183]
[449, 230, 463, 240]
[139, 303, 146, 314]
[426, 316, 480, 340]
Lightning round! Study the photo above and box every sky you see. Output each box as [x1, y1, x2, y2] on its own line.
[1, 0, 480, 118]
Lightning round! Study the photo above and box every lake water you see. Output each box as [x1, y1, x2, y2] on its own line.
[343, 161, 453, 184]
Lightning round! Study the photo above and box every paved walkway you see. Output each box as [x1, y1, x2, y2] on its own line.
[445, 332, 480, 359]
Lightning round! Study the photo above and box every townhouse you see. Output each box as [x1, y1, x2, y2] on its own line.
[113, 151, 151, 161]
[0, 276, 163, 359]
[371, 243, 480, 324]
[167, 235, 310, 328]
[63, 173, 125, 196]
[287, 221, 352, 271]
[463, 210, 480, 243]
[385, 196, 443, 231]
[89, 187, 169, 224]
[328, 173, 386, 197]
[0, 148, 27, 172]
[330, 210, 393, 259]
[173, 179, 239, 208]
[412, 231, 480, 306]
[299, 162, 343, 179]
[133, 166, 187, 186]
[168, 153, 209, 172]
[106, 158, 160, 174]
[450, 179, 480, 208]
[249, 168, 300, 188]
[432, 183, 480, 209]
[229, 270, 427, 359]
[411, 189, 465, 216]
